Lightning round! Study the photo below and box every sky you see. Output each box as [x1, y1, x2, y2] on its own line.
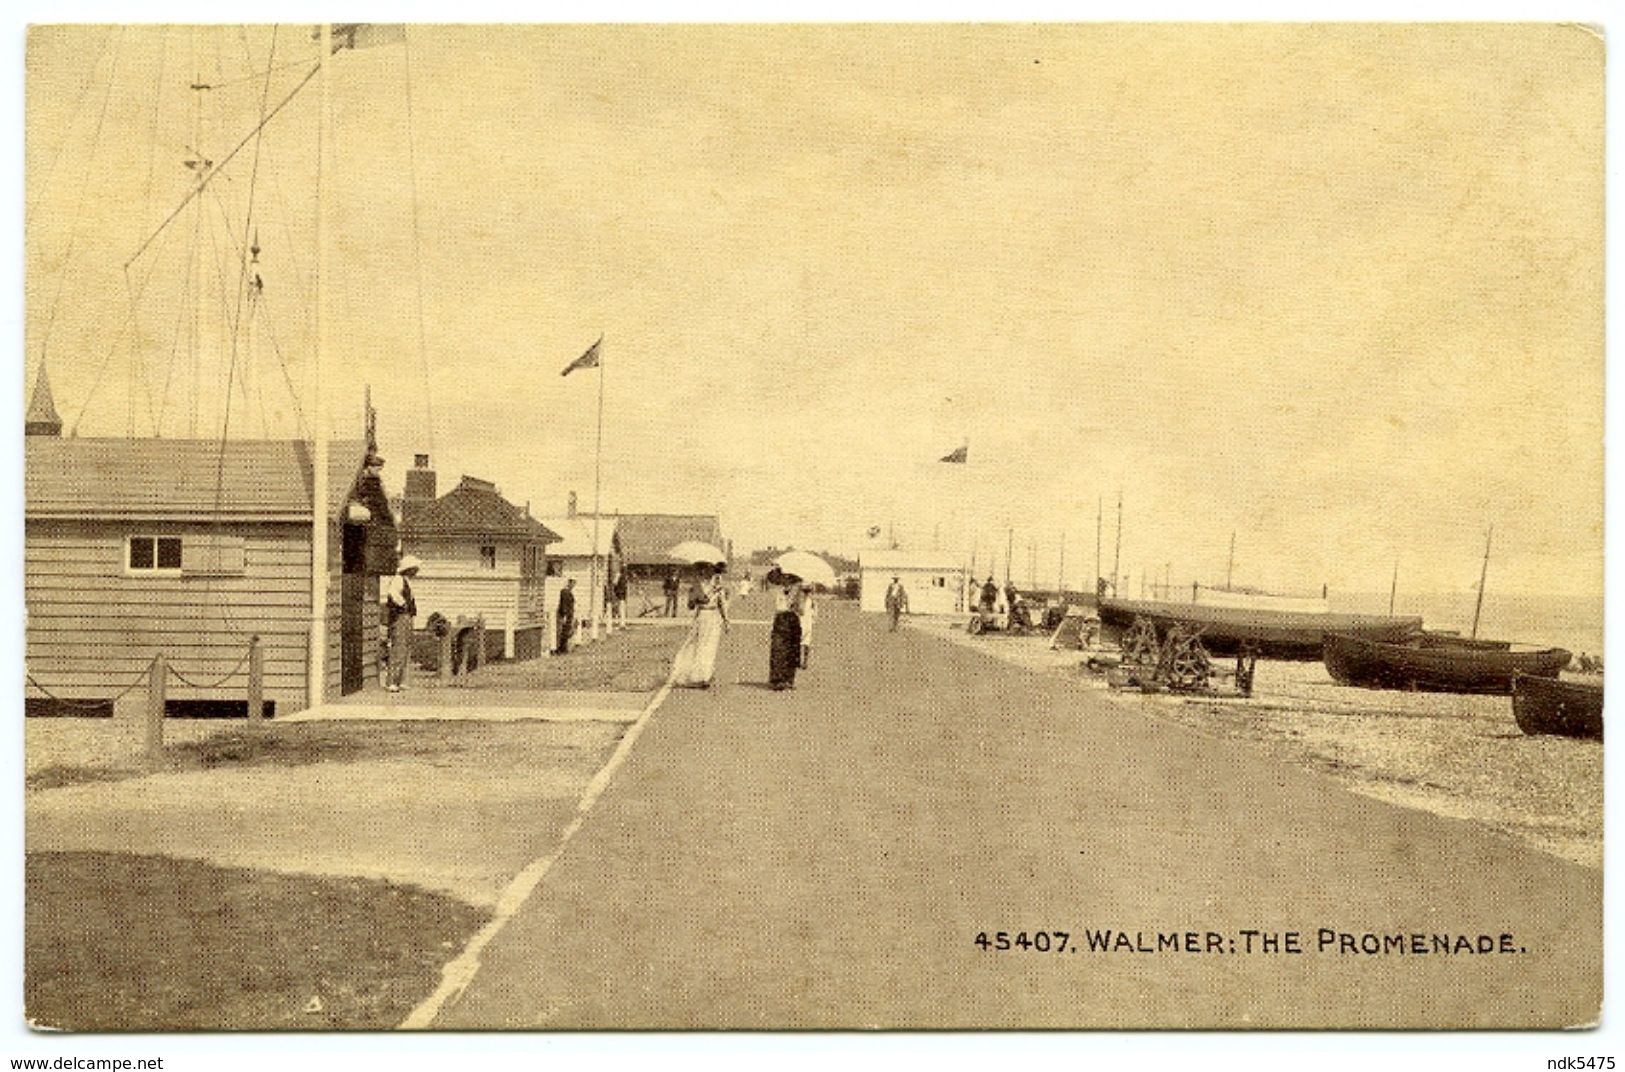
[23, 22, 1604, 598]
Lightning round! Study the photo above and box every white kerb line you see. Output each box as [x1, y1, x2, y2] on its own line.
[398, 675, 677, 1029]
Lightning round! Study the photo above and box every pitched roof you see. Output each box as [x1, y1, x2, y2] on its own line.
[859, 548, 969, 572]
[26, 367, 61, 434]
[403, 475, 560, 543]
[25, 437, 382, 522]
[591, 513, 724, 566]
[535, 515, 617, 558]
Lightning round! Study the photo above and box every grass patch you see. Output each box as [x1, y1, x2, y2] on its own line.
[462, 623, 684, 692]
[28, 721, 625, 793]
[26, 851, 488, 1030]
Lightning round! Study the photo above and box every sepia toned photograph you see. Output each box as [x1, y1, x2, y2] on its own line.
[20, 21, 1602, 1032]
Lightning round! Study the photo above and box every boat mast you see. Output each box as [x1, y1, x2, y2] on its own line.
[1470, 525, 1492, 639]
[1094, 497, 1102, 597]
[188, 27, 204, 438]
[1005, 527, 1013, 586]
[1058, 531, 1065, 595]
[1388, 559, 1398, 615]
[1111, 490, 1122, 597]
[1226, 531, 1235, 590]
[308, 23, 332, 710]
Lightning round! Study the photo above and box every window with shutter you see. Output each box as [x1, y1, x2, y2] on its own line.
[182, 535, 247, 576]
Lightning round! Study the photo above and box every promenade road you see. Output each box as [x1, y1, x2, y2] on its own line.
[432, 599, 1601, 1029]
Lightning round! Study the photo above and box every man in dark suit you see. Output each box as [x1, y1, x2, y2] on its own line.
[663, 569, 681, 617]
[555, 579, 577, 654]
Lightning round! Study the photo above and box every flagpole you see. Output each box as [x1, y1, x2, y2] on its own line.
[590, 341, 605, 640]
[308, 22, 331, 711]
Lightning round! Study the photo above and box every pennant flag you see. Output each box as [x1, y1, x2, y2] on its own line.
[318, 24, 408, 53]
[939, 443, 968, 464]
[561, 337, 602, 377]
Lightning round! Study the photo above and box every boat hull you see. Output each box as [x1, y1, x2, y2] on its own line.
[1097, 598, 1421, 660]
[1323, 633, 1571, 694]
[1511, 673, 1603, 741]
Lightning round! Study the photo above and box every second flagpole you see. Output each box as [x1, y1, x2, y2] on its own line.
[590, 339, 606, 640]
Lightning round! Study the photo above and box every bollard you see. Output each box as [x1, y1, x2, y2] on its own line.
[146, 654, 167, 763]
[247, 636, 264, 727]
[439, 623, 454, 684]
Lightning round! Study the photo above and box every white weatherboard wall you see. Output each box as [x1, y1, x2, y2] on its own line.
[859, 550, 968, 616]
[409, 539, 525, 646]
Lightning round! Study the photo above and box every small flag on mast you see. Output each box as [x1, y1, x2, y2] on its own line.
[319, 24, 408, 53]
[940, 442, 968, 464]
[561, 337, 603, 377]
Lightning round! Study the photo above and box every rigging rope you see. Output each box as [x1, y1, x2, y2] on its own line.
[125, 59, 321, 272]
[37, 27, 124, 377]
[129, 30, 170, 438]
[402, 31, 437, 458]
[25, 28, 116, 255]
[154, 228, 198, 435]
[71, 218, 178, 436]
[203, 26, 281, 638]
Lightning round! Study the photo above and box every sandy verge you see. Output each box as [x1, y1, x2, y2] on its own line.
[908, 615, 1601, 870]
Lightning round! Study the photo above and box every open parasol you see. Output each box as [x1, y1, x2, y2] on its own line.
[667, 540, 728, 567]
[773, 550, 837, 589]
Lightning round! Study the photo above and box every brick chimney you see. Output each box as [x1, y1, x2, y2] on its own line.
[404, 453, 436, 501]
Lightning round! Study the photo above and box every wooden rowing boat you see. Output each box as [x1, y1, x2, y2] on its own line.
[1097, 597, 1421, 660]
[1511, 673, 1603, 740]
[1322, 632, 1571, 694]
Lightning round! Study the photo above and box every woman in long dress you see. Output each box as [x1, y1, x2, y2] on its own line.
[796, 587, 818, 670]
[768, 583, 803, 690]
[670, 564, 729, 688]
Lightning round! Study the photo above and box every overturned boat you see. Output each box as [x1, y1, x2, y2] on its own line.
[1511, 673, 1603, 741]
[1097, 597, 1422, 660]
[1322, 632, 1571, 694]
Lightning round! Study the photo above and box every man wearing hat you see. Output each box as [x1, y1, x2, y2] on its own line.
[885, 575, 909, 632]
[382, 555, 421, 693]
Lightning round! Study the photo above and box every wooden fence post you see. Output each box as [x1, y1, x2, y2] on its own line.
[472, 616, 486, 672]
[247, 636, 264, 727]
[439, 623, 454, 684]
[146, 654, 167, 763]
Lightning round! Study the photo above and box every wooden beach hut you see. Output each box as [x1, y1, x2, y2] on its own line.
[400, 463, 561, 661]
[25, 424, 397, 718]
[858, 549, 968, 616]
[601, 512, 729, 613]
[534, 514, 622, 631]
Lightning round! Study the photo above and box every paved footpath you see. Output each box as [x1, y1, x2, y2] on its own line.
[431, 600, 1601, 1029]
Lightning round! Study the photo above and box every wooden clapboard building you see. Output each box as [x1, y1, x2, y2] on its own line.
[609, 512, 729, 609]
[540, 516, 623, 629]
[24, 384, 397, 717]
[398, 455, 561, 661]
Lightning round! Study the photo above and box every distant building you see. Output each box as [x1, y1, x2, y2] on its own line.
[26, 418, 397, 717]
[577, 506, 727, 614]
[534, 514, 621, 630]
[399, 455, 561, 661]
[858, 549, 968, 616]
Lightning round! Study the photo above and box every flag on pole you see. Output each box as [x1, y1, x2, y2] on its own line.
[939, 443, 968, 463]
[319, 24, 408, 52]
[561, 337, 603, 377]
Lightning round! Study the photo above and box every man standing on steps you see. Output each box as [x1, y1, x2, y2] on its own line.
[885, 575, 909, 632]
[555, 579, 577, 655]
